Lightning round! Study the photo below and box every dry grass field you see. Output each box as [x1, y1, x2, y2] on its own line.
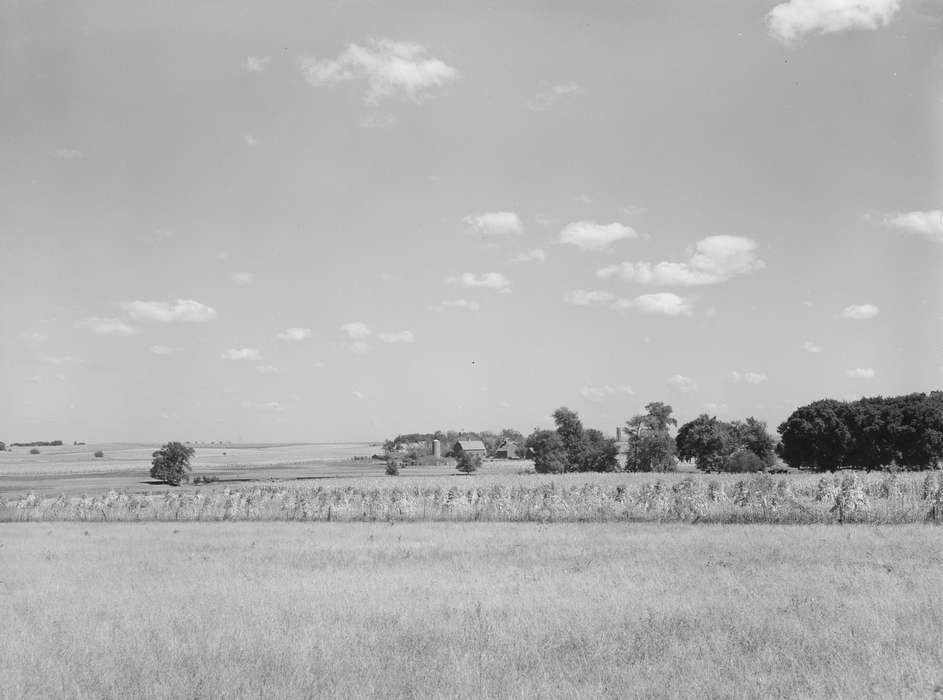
[1, 522, 941, 698]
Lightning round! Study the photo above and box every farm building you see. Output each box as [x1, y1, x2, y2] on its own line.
[494, 439, 519, 459]
[453, 440, 486, 459]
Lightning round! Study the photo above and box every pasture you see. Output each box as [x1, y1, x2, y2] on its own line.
[1, 522, 941, 698]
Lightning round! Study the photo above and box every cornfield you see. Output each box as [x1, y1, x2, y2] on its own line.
[3, 471, 943, 524]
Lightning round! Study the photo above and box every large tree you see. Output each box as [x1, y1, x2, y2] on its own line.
[150, 441, 195, 486]
[676, 414, 734, 472]
[552, 407, 585, 468]
[525, 430, 568, 474]
[624, 402, 678, 472]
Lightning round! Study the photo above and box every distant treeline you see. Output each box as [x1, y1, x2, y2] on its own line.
[777, 392, 943, 471]
[8, 440, 63, 447]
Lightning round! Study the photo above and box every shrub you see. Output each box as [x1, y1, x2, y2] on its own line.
[385, 459, 401, 476]
[94, 450, 104, 458]
[456, 451, 481, 474]
[150, 441, 195, 486]
[29, 448, 40, 455]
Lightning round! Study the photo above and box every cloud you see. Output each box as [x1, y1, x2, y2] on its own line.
[77, 317, 138, 336]
[54, 148, 85, 159]
[840, 303, 879, 320]
[464, 211, 523, 237]
[256, 365, 279, 374]
[43, 355, 77, 366]
[668, 374, 697, 392]
[243, 133, 259, 147]
[580, 384, 634, 401]
[352, 390, 365, 400]
[277, 327, 312, 341]
[361, 113, 396, 129]
[149, 345, 178, 355]
[257, 401, 284, 411]
[880, 210, 943, 243]
[300, 39, 458, 104]
[341, 322, 371, 339]
[447, 272, 511, 292]
[622, 204, 648, 216]
[512, 248, 547, 263]
[349, 341, 370, 355]
[121, 299, 217, 323]
[598, 236, 764, 286]
[378, 330, 415, 343]
[767, 0, 901, 44]
[435, 299, 481, 312]
[527, 82, 580, 111]
[244, 56, 271, 73]
[802, 340, 822, 353]
[613, 293, 693, 316]
[231, 272, 254, 285]
[846, 367, 875, 379]
[560, 221, 639, 251]
[565, 289, 616, 306]
[221, 348, 261, 361]
[731, 371, 768, 384]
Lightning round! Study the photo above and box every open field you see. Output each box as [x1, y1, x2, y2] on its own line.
[1, 522, 941, 698]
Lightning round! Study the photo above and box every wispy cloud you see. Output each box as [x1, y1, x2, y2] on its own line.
[221, 348, 261, 361]
[580, 384, 634, 400]
[121, 299, 217, 323]
[149, 345, 179, 355]
[352, 390, 365, 400]
[767, 0, 900, 44]
[231, 272, 254, 285]
[527, 82, 580, 111]
[54, 148, 85, 160]
[840, 303, 879, 320]
[341, 322, 371, 339]
[668, 374, 697, 392]
[613, 293, 693, 316]
[464, 211, 523, 237]
[846, 367, 875, 379]
[257, 401, 284, 411]
[378, 330, 416, 343]
[512, 248, 547, 263]
[256, 365, 279, 374]
[242, 133, 259, 147]
[560, 221, 639, 251]
[731, 371, 768, 385]
[277, 327, 312, 341]
[598, 236, 764, 286]
[300, 39, 458, 104]
[447, 272, 511, 292]
[565, 289, 616, 306]
[802, 340, 822, 353]
[349, 341, 370, 355]
[878, 210, 943, 243]
[244, 56, 271, 73]
[77, 317, 138, 336]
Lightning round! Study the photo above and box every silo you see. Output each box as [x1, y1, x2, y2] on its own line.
[432, 439, 441, 458]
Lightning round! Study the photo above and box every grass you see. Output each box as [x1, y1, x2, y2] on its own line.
[1, 522, 941, 698]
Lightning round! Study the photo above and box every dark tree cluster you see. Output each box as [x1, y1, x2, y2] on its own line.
[623, 402, 679, 472]
[525, 408, 618, 473]
[776, 392, 943, 471]
[676, 415, 776, 472]
[11, 440, 63, 447]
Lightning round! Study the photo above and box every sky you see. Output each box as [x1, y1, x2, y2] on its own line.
[2, 0, 943, 443]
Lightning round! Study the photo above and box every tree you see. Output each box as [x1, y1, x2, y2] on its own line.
[777, 400, 854, 471]
[456, 450, 481, 473]
[578, 428, 618, 472]
[730, 417, 777, 468]
[624, 403, 678, 472]
[552, 407, 585, 469]
[150, 441, 195, 486]
[676, 414, 733, 472]
[525, 430, 568, 474]
[0, 441, 5, 451]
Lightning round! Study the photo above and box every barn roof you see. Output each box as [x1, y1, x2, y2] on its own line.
[456, 440, 486, 451]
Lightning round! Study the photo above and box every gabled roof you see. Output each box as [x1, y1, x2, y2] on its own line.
[456, 440, 486, 451]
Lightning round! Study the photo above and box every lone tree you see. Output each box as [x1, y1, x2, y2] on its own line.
[624, 402, 679, 472]
[456, 450, 481, 473]
[150, 441, 195, 486]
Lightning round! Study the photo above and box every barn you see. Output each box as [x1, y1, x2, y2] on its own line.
[453, 440, 486, 459]
[494, 439, 519, 459]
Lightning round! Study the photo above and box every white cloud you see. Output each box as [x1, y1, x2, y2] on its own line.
[881, 210, 943, 243]
[512, 248, 547, 263]
[447, 272, 511, 292]
[613, 293, 693, 316]
[731, 371, 768, 385]
[77, 317, 138, 336]
[149, 345, 178, 355]
[231, 272, 254, 285]
[361, 113, 396, 129]
[464, 211, 523, 236]
[580, 384, 634, 401]
[43, 355, 77, 366]
[300, 39, 458, 104]
[668, 374, 697, 392]
[767, 0, 900, 44]
[378, 330, 416, 343]
[244, 56, 270, 73]
[352, 390, 365, 400]
[256, 365, 280, 374]
[257, 401, 284, 411]
[221, 348, 261, 361]
[54, 148, 85, 159]
[559, 221, 638, 251]
[121, 299, 217, 323]
[802, 340, 822, 353]
[840, 303, 879, 320]
[527, 82, 580, 111]
[341, 322, 371, 339]
[435, 299, 481, 312]
[277, 327, 312, 342]
[622, 204, 648, 216]
[243, 133, 259, 147]
[565, 289, 616, 306]
[846, 367, 875, 379]
[349, 341, 370, 355]
[598, 235, 764, 286]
